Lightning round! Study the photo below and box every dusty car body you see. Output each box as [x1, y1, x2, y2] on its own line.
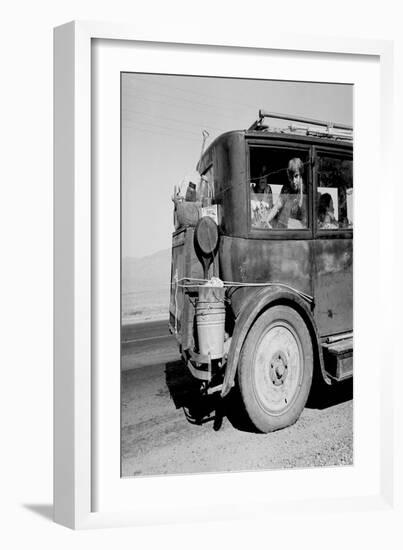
[170, 111, 353, 433]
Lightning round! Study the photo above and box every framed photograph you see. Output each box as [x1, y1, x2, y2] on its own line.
[54, 21, 395, 529]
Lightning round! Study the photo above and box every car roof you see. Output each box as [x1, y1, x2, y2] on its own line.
[198, 127, 352, 173]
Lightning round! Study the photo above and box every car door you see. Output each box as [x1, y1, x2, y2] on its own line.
[313, 149, 353, 336]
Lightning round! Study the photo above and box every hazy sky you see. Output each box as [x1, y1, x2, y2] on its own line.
[122, 74, 352, 258]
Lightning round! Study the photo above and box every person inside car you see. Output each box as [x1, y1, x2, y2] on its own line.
[318, 192, 339, 229]
[267, 157, 307, 229]
[251, 164, 274, 228]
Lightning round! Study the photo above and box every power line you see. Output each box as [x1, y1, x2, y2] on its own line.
[124, 74, 264, 112]
[122, 93, 249, 131]
[122, 85, 253, 126]
[123, 115, 203, 138]
[123, 80, 234, 111]
[122, 107, 227, 134]
[122, 122, 201, 143]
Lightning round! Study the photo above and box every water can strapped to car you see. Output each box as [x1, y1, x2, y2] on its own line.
[196, 284, 225, 360]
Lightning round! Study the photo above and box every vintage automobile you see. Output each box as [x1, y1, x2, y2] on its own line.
[169, 110, 353, 433]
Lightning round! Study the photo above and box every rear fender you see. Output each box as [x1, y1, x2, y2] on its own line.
[221, 286, 329, 397]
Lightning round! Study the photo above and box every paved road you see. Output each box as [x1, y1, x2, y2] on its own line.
[121, 320, 179, 370]
[122, 320, 171, 344]
[121, 320, 353, 477]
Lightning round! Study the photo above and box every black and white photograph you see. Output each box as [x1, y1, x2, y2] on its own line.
[121, 73, 353, 478]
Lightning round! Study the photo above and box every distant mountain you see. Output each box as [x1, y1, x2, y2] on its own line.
[122, 248, 171, 294]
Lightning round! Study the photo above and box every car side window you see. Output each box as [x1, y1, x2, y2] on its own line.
[249, 147, 309, 230]
[317, 156, 353, 230]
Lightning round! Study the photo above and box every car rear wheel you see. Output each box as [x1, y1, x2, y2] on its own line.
[238, 305, 313, 433]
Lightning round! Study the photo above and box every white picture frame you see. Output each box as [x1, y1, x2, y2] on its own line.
[54, 21, 396, 530]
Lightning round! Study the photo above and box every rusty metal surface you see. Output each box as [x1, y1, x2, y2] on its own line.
[213, 131, 248, 236]
[220, 236, 313, 296]
[218, 234, 352, 394]
[219, 235, 352, 338]
[313, 238, 353, 335]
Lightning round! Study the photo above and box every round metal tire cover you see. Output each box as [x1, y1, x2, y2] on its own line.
[195, 216, 219, 256]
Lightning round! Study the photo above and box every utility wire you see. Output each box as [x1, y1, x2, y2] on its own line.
[122, 86, 253, 126]
[123, 113, 204, 137]
[122, 125, 201, 145]
[122, 107, 227, 134]
[122, 121, 203, 141]
[123, 75, 264, 111]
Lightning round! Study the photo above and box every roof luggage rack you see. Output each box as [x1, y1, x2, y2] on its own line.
[248, 110, 353, 140]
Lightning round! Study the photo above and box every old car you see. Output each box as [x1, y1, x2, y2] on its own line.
[169, 110, 353, 433]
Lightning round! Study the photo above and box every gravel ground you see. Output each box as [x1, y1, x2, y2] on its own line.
[121, 361, 353, 477]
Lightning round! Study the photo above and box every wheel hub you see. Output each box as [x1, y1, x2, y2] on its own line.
[269, 350, 288, 386]
[253, 322, 303, 414]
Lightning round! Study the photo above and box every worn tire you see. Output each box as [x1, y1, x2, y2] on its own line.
[238, 305, 313, 433]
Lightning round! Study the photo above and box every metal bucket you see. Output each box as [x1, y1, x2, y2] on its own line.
[196, 288, 225, 359]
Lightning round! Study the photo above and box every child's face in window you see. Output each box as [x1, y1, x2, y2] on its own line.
[255, 180, 267, 194]
[290, 170, 302, 191]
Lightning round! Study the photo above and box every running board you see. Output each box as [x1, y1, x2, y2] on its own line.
[321, 337, 353, 381]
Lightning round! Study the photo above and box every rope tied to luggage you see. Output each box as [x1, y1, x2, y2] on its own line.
[173, 277, 314, 304]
